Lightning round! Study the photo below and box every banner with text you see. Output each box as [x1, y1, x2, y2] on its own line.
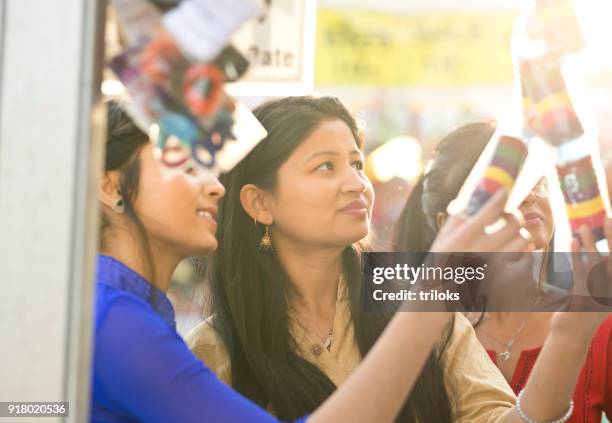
[315, 9, 517, 86]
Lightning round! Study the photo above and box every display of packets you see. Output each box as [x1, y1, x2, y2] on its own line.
[466, 135, 529, 216]
[109, 0, 267, 175]
[459, 5, 610, 240]
[517, 33, 610, 241]
[110, 42, 266, 175]
[526, 0, 585, 58]
[519, 56, 584, 146]
[557, 155, 607, 241]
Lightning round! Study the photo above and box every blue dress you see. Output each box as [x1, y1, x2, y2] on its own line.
[91, 255, 308, 423]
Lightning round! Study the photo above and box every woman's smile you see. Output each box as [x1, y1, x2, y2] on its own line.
[196, 206, 218, 229]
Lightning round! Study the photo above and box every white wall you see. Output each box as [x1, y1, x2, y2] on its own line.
[0, 1, 105, 421]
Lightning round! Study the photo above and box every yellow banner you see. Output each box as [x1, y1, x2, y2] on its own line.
[315, 9, 517, 86]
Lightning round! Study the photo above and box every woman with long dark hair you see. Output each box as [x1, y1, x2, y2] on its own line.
[91, 101, 529, 422]
[186, 97, 608, 422]
[394, 120, 612, 422]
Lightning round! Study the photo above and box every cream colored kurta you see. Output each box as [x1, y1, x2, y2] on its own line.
[185, 279, 516, 422]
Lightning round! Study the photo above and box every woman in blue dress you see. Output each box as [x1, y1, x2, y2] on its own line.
[90, 101, 566, 423]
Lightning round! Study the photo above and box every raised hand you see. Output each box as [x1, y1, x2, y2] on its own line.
[432, 190, 531, 254]
[551, 218, 612, 336]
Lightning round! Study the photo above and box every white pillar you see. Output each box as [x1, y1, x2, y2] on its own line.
[0, 1, 106, 421]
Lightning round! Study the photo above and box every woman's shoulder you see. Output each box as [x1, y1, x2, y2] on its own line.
[184, 316, 232, 385]
[439, 313, 483, 364]
[95, 284, 156, 332]
[448, 312, 474, 338]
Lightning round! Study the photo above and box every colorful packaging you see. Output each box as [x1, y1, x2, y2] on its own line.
[466, 135, 529, 216]
[557, 155, 607, 241]
[109, 0, 266, 175]
[519, 56, 584, 146]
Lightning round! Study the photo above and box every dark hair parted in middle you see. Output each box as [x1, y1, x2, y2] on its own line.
[209, 96, 454, 422]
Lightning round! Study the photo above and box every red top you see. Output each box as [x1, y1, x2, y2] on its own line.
[486, 317, 612, 423]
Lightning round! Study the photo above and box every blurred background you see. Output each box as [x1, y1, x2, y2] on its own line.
[122, 0, 612, 337]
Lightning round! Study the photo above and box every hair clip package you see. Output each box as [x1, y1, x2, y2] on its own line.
[517, 57, 610, 243]
[519, 56, 585, 147]
[510, 5, 611, 243]
[448, 125, 546, 219]
[557, 156, 608, 241]
[109, 0, 266, 176]
[464, 134, 529, 216]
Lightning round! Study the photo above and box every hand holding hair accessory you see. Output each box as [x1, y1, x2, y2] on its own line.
[109, 0, 266, 176]
[449, 10, 560, 218]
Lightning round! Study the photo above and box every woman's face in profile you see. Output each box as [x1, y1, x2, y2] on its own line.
[266, 118, 375, 248]
[134, 145, 225, 256]
[518, 177, 554, 250]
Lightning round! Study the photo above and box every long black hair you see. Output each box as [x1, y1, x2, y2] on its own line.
[209, 96, 454, 422]
[100, 101, 157, 286]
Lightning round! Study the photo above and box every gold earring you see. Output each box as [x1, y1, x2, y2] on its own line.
[254, 217, 257, 226]
[259, 225, 274, 251]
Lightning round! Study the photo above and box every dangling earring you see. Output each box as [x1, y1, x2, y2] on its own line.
[259, 224, 273, 251]
[112, 197, 125, 214]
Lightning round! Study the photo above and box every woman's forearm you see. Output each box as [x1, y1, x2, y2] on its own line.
[309, 312, 452, 423]
[312, 312, 594, 423]
[503, 326, 595, 423]
[309, 194, 529, 423]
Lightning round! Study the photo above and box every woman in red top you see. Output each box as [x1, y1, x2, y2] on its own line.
[484, 317, 612, 422]
[394, 121, 612, 423]
[479, 174, 612, 422]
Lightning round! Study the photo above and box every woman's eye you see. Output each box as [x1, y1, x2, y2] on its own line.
[316, 162, 334, 171]
[352, 160, 364, 171]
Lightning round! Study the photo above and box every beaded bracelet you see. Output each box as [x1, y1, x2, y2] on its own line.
[516, 389, 574, 423]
